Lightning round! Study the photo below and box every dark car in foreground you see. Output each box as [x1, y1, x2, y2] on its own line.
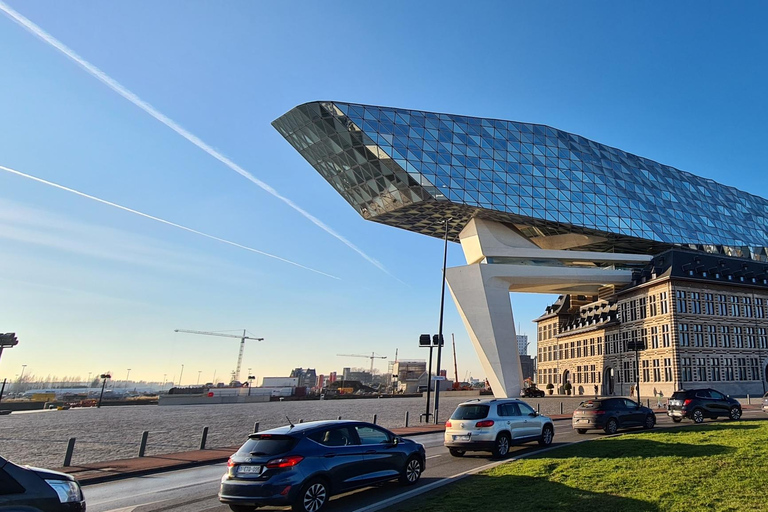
[0, 456, 85, 511]
[572, 397, 656, 434]
[219, 420, 425, 512]
[667, 388, 742, 423]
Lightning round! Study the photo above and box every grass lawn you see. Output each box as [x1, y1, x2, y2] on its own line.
[397, 421, 768, 511]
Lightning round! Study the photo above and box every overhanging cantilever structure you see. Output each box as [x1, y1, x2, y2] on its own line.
[273, 101, 768, 398]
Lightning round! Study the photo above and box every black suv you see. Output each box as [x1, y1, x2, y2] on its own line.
[0, 456, 85, 511]
[667, 388, 742, 423]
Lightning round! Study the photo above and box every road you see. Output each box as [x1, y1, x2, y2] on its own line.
[83, 410, 766, 512]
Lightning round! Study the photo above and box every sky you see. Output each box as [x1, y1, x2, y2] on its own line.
[1, 1, 766, 386]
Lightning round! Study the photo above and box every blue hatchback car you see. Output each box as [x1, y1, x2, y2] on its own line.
[219, 420, 426, 512]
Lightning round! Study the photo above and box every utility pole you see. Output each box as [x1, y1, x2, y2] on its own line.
[433, 217, 451, 424]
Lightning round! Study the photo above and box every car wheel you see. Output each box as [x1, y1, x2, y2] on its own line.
[604, 418, 618, 435]
[448, 448, 465, 457]
[643, 415, 655, 430]
[538, 425, 554, 446]
[492, 433, 511, 458]
[400, 456, 423, 485]
[692, 409, 705, 424]
[729, 406, 742, 420]
[576, 428, 587, 434]
[671, 416, 682, 423]
[292, 478, 328, 512]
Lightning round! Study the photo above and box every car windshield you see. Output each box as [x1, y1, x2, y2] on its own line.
[451, 404, 490, 420]
[579, 400, 602, 409]
[671, 391, 687, 400]
[236, 434, 297, 456]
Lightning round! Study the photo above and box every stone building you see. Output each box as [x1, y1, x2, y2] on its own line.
[537, 250, 768, 397]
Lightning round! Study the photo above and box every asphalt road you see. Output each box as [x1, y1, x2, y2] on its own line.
[83, 410, 767, 512]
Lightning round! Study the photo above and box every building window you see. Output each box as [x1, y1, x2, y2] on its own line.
[649, 295, 657, 316]
[745, 297, 753, 318]
[651, 326, 659, 349]
[707, 325, 717, 347]
[696, 358, 706, 381]
[653, 359, 661, 382]
[630, 300, 637, 321]
[724, 358, 734, 381]
[734, 326, 743, 348]
[710, 358, 721, 381]
[759, 328, 767, 349]
[639, 297, 647, 319]
[664, 358, 673, 381]
[662, 325, 670, 347]
[676, 290, 687, 313]
[704, 293, 714, 315]
[691, 292, 701, 314]
[730, 296, 741, 317]
[717, 294, 727, 316]
[756, 298, 765, 318]
[751, 358, 760, 381]
[679, 324, 690, 347]
[597, 336, 603, 356]
[693, 324, 704, 347]
[737, 358, 748, 380]
[681, 357, 693, 382]
[642, 360, 650, 382]
[747, 327, 756, 349]
[660, 292, 669, 314]
[721, 326, 731, 348]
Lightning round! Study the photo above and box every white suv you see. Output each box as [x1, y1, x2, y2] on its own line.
[444, 398, 554, 457]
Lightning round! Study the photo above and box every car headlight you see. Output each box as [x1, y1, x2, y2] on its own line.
[45, 479, 82, 503]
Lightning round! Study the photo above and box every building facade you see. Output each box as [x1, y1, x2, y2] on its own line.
[537, 250, 768, 397]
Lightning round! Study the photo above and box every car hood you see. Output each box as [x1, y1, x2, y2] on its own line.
[25, 465, 77, 482]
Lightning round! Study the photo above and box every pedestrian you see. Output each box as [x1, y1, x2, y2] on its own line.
[594, 384, 598, 397]
[658, 390, 664, 409]
[630, 385, 635, 398]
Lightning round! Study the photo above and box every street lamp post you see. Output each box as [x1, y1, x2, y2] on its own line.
[17, 364, 27, 394]
[197, 371, 202, 385]
[125, 369, 131, 388]
[179, 364, 184, 387]
[433, 218, 451, 424]
[97, 373, 111, 408]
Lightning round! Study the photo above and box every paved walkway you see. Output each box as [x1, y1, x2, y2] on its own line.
[58, 406, 760, 485]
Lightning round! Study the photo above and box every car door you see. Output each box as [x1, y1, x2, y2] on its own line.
[309, 426, 366, 491]
[708, 389, 730, 416]
[694, 389, 715, 417]
[355, 424, 403, 482]
[622, 399, 645, 426]
[518, 402, 543, 438]
[499, 402, 527, 439]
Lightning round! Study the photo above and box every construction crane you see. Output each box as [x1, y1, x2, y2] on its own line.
[175, 329, 264, 383]
[337, 352, 387, 375]
[452, 333, 460, 389]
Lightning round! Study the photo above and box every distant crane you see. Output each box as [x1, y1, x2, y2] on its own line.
[175, 329, 264, 383]
[452, 333, 460, 389]
[337, 352, 387, 375]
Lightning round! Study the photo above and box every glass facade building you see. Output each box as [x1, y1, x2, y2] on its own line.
[273, 101, 768, 260]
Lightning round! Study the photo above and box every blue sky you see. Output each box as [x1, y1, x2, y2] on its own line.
[1, 1, 766, 385]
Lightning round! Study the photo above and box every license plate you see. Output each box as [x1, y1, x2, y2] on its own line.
[452, 434, 470, 442]
[237, 465, 262, 475]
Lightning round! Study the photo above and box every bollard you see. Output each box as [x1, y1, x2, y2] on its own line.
[647, 398, 650, 408]
[747, 394, 751, 405]
[404, 411, 409, 427]
[63, 438, 76, 467]
[200, 426, 209, 450]
[253, 422, 260, 433]
[138, 431, 149, 457]
[299, 419, 304, 423]
[560, 402, 564, 414]
[372, 414, 377, 425]
[337, 416, 342, 420]
[537, 403, 540, 413]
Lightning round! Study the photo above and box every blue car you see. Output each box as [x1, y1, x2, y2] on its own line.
[219, 420, 426, 512]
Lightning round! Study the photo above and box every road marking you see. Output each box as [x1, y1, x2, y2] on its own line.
[88, 478, 221, 506]
[426, 454, 441, 459]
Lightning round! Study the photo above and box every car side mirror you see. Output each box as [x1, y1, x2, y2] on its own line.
[390, 437, 400, 445]
[528, 412, 538, 417]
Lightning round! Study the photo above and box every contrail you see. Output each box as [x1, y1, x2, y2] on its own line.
[0, 165, 340, 280]
[0, 1, 391, 277]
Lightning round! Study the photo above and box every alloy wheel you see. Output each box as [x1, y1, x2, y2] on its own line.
[302, 482, 327, 512]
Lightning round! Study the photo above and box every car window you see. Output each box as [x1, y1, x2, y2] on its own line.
[354, 425, 391, 445]
[695, 390, 712, 399]
[671, 391, 687, 400]
[499, 403, 521, 417]
[623, 399, 638, 408]
[236, 434, 298, 456]
[0, 468, 25, 495]
[518, 402, 535, 415]
[709, 390, 725, 400]
[309, 426, 358, 447]
[579, 400, 601, 409]
[451, 404, 490, 420]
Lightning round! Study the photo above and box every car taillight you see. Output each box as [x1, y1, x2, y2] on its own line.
[445, 421, 452, 427]
[475, 420, 494, 428]
[265, 455, 304, 468]
[683, 399, 693, 407]
[227, 458, 235, 467]
[593, 410, 606, 415]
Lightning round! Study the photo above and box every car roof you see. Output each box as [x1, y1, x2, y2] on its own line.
[457, 398, 525, 406]
[250, 420, 375, 437]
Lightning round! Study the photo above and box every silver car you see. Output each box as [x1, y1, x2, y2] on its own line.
[444, 398, 554, 457]
[763, 392, 768, 414]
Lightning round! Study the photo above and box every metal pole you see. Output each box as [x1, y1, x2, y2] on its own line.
[0, 378, 6, 403]
[200, 427, 209, 450]
[253, 422, 260, 433]
[424, 346, 433, 422]
[98, 376, 108, 408]
[433, 218, 450, 424]
[635, 343, 641, 405]
[372, 414, 377, 425]
[63, 438, 76, 467]
[404, 411, 409, 427]
[138, 431, 149, 457]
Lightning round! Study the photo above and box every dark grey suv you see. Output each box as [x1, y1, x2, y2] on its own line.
[219, 420, 425, 512]
[667, 388, 742, 423]
[0, 456, 85, 511]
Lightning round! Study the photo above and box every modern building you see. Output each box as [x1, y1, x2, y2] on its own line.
[392, 359, 427, 393]
[517, 334, 529, 356]
[274, 101, 768, 398]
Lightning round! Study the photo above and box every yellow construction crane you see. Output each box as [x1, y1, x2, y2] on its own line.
[337, 352, 387, 375]
[175, 329, 264, 383]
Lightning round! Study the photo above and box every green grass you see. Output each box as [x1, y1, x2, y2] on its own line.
[398, 421, 768, 512]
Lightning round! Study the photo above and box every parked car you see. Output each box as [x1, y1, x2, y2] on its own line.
[667, 388, 742, 423]
[0, 455, 86, 511]
[763, 392, 768, 414]
[520, 387, 545, 398]
[572, 397, 656, 434]
[219, 420, 425, 512]
[444, 398, 554, 457]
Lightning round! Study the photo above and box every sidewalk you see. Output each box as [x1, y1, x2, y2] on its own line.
[57, 423, 449, 485]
